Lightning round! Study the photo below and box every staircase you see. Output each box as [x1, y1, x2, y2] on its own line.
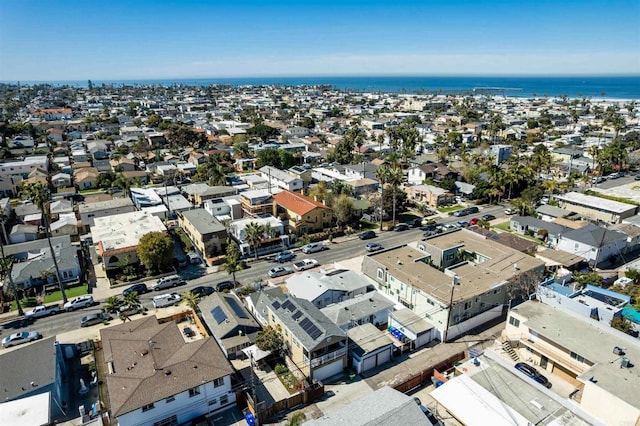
[502, 340, 520, 362]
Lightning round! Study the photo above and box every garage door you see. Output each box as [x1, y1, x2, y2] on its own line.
[552, 362, 580, 386]
[313, 359, 344, 381]
[362, 356, 377, 373]
[376, 348, 391, 366]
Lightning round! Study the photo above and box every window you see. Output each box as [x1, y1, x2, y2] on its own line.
[142, 403, 155, 412]
[508, 316, 520, 327]
[165, 396, 175, 403]
[220, 395, 229, 405]
[376, 268, 384, 280]
[570, 352, 585, 363]
[208, 398, 217, 406]
[188, 386, 201, 397]
[154, 415, 178, 426]
[463, 302, 471, 310]
[213, 377, 224, 388]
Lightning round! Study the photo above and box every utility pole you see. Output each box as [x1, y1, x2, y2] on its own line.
[443, 275, 459, 343]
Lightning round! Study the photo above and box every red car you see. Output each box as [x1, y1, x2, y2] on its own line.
[469, 217, 479, 225]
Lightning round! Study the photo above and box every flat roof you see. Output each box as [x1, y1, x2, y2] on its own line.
[92, 210, 166, 252]
[347, 323, 393, 355]
[0, 392, 50, 426]
[512, 301, 640, 409]
[78, 196, 134, 213]
[556, 192, 636, 214]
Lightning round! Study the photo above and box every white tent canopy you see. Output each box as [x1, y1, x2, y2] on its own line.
[242, 344, 271, 362]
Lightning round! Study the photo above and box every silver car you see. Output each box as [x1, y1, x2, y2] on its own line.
[302, 243, 326, 254]
[2, 331, 41, 348]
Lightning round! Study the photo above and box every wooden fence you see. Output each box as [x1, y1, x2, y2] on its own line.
[392, 352, 465, 393]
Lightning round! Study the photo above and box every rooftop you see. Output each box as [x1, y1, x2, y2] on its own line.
[556, 192, 637, 214]
[286, 269, 373, 303]
[78, 197, 134, 214]
[92, 210, 166, 254]
[100, 316, 233, 417]
[179, 208, 226, 234]
[347, 323, 393, 356]
[320, 292, 394, 328]
[0, 336, 57, 402]
[273, 190, 330, 216]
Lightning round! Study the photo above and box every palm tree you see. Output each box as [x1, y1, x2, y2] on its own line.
[123, 291, 141, 308]
[21, 182, 67, 303]
[387, 165, 404, 226]
[244, 221, 265, 260]
[182, 291, 201, 312]
[208, 164, 227, 186]
[104, 295, 123, 313]
[0, 255, 23, 315]
[376, 164, 390, 230]
[222, 239, 243, 284]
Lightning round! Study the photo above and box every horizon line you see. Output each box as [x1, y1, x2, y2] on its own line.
[2, 73, 640, 84]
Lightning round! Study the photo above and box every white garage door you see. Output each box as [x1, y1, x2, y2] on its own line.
[362, 356, 377, 373]
[376, 348, 391, 366]
[313, 359, 344, 381]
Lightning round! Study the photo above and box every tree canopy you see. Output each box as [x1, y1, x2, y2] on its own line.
[255, 324, 284, 353]
[137, 231, 174, 274]
[255, 149, 297, 169]
[246, 123, 280, 142]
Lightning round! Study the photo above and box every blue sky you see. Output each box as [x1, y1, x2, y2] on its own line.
[1, 0, 638, 81]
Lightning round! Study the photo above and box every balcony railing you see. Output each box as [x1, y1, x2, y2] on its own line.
[304, 347, 347, 368]
[506, 333, 590, 375]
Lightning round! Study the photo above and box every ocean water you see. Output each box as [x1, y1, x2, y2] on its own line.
[9, 75, 640, 99]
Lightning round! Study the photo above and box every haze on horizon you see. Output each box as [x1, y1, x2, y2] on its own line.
[1, 0, 639, 82]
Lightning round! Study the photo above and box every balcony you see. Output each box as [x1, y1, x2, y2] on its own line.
[304, 347, 347, 368]
[514, 335, 590, 375]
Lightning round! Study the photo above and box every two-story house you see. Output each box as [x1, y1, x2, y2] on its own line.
[273, 190, 333, 236]
[286, 268, 374, 309]
[260, 166, 303, 192]
[249, 291, 347, 381]
[239, 189, 274, 218]
[178, 208, 228, 258]
[556, 223, 627, 267]
[100, 316, 236, 426]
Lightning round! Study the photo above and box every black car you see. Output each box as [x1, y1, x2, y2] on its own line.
[122, 283, 149, 297]
[481, 214, 496, 221]
[515, 362, 551, 388]
[406, 218, 422, 228]
[216, 281, 236, 292]
[359, 230, 376, 240]
[394, 223, 410, 232]
[191, 286, 215, 297]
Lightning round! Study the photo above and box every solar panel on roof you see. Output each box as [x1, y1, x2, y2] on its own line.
[226, 296, 248, 319]
[292, 310, 303, 320]
[308, 327, 322, 340]
[272, 301, 281, 309]
[212, 306, 227, 325]
[298, 317, 322, 340]
[281, 299, 294, 311]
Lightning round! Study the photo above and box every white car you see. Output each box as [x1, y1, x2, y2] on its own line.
[2, 331, 41, 348]
[153, 293, 182, 309]
[64, 295, 94, 311]
[268, 266, 294, 278]
[293, 259, 319, 271]
[302, 243, 326, 254]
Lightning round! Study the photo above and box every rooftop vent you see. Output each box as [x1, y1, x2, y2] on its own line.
[164, 370, 172, 376]
[621, 357, 631, 368]
[140, 349, 149, 356]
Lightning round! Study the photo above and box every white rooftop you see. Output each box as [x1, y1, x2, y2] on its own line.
[92, 210, 166, 252]
[555, 192, 636, 214]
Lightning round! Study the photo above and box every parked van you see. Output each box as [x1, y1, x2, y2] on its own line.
[152, 274, 185, 291]
[152, 293, 181, 308]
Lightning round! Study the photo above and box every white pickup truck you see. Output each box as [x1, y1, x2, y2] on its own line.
[293, 258, 319, 272]
[25, 304, 61, 320]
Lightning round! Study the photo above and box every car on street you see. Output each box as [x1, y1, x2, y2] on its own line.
[365, 243, 383, 252]
[80, 313, 112, 327]
[122, 283, 149, 297]
[453, 209, 470, 217]
[2, 331, 41, 348]
[481, 214, 496, 221]
[504, 208, 516, 215]
[302, 243, 326, 254]
[607, 172, 621, 180]
[393, 223, 409, 232]
[118, 303, 146, 316]
[293, 259, 319, 271]
[274, 250, 296, 263]
[456, 220, 470, 228]
[64, 295, 94, 311]
[635, 175, 640, 181]
[514, 362, 552, 388]
[359, 230, 376, 240]
[406, 218, 422, 228]
[152, 293, 182, 309]
[469, 217, 479, 225]
[152, 274, 186, 291]
[268, 266, 294, 278]
[191, 286, 215, 297]
[215, 280, 236, 292]
[24, 304, 61, 320]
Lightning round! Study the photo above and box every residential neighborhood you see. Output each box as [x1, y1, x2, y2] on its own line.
[1, 81, 640, 426]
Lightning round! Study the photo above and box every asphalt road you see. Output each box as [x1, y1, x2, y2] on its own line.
[1, 204, 507, 343]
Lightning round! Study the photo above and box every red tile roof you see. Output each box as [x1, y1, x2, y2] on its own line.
[273, 190, 331, 216]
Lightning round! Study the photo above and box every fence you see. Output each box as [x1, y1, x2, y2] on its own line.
[246, 381, 325, 423]
[391, 352, 466, 393]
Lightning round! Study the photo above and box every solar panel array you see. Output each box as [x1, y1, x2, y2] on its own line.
[281, 299, 296, 312]
[272, 301, 281, 309]
[299, 317, 322, 340]
[292, 310, 303, 320]
[226, 296, 248, 319]
[212, 306, 227, 325]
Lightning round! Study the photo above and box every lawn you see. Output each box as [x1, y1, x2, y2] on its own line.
[79, 189, 104, 195]
[492, 222, 511, 231]
[438, 205, 465, 214]
[11, 284, 89, 311]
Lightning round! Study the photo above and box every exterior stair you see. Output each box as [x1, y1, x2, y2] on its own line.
[502, 340, 520, 362]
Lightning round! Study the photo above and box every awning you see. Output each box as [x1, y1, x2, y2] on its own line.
[242, 344, 271, 361]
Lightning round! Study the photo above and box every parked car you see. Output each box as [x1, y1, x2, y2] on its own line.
[118, 303, 146, 316]
[634, 175, 640, 181]
[453, 209, 470, 217]
[514, 362, 552, 388]
[2, 331, 41, 348]
[414, 398, 444, 426]
[456, 220, 470, 228]
[152, 274, 186, 291]
[191, 286, 215, 297]
[406, 218, 422, 228]
[365, 243, 383, 252]
[393, 223, 409, 232]
[187, 252, 201, 264]
[467, 206, 479, 214]
[359, 230, 376, 240]
[122, 283, 149, 297]
[469, 217, 479, 225]
[152, 293, 182, 309]
[268, 266, 294, 278]
[80, 313, 112, 327]
[293, 259, 319, 271]
[504, 208, 516, 215]
[64, 295, 94, 312]
[215, 280, 236, 292]
[481, 214, 496, 221]
[274, 250, 296, 263]
[607, 172, 621, 180]
[302, 243, 326, 254]
[591, 176, 604, 184]
[24, 304, 61, 320]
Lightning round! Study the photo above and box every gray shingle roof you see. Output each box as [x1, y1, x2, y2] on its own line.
[510, 215, 568, 236]
[199, 292, 260, 339]
[0, 336, 57, 401]
[180, 208, 226, 234]
[562, 223, 627, 247]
